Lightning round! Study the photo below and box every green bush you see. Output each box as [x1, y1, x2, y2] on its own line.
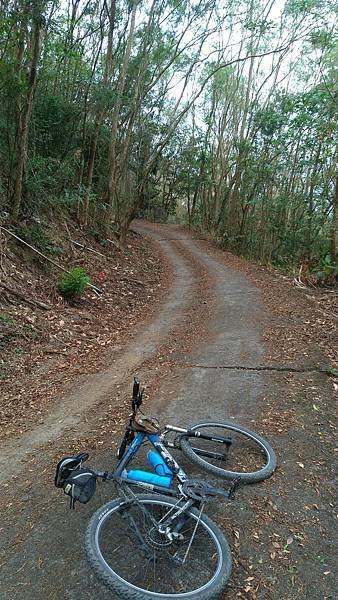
[313, 255, 338, 286]
[0, 313, 17, 348]
[57, 267, 90, 299]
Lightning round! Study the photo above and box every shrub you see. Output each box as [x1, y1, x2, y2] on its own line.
[57, 267, 90, 299]
[0, 313, 17, 348]
[16, 224, 50, 250]
[313, 255, 338, 286]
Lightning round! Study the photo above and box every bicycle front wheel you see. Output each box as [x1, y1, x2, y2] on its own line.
[180, 420, 276, 483]
[85, 494, 231, 600]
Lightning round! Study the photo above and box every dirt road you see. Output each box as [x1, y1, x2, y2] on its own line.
[0, 222, 335, 600]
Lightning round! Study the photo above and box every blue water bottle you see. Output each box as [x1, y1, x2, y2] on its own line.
[124, 469, 172, 488]
[147, 450, 173, 477]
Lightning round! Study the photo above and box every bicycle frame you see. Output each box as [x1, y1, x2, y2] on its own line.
[108, 419, 234, 493]
[107, 378, 233, 496]
[110, 431, 188, 497]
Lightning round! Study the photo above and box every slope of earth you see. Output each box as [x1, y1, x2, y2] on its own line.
[0, 220, 336, 600]
[0, 220, 168, 442]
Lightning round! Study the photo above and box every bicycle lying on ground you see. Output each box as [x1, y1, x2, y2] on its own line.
[55, 378, 276, 599]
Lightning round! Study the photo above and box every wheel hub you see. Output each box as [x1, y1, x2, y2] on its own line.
[146, 527, 172, 549]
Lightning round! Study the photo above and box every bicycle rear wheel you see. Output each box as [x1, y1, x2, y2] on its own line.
[180, 420, 276, 483]
[85, 494, 231, 599]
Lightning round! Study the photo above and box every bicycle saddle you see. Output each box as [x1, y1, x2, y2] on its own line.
[54, 452, 89, 488]
[131, 414, 160, 433]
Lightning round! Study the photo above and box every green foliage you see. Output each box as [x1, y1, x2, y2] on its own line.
[313, 255, 338, 285]
[0, 313, 16, 326]
[57, 267, 90, 299]
[0, 0, 336, 272]
[16, 224, 51, 250]
[16, 224, 62, 255]
[88, 226, 108, 246]
[284, 0, 323, 16]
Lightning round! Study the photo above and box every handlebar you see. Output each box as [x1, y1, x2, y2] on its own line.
[132, 377, 143, 412]
[133, 377, 140, 399]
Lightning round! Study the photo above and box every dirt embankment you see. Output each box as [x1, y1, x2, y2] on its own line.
[0, 220, 170, 443]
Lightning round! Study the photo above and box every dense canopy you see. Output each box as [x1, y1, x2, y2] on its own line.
[0, 0, 337, 275]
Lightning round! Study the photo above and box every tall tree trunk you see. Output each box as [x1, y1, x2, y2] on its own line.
[306, 142, 322, 259]
[12, 12, 43, 221]
[105, 0, 138, 232]
[331, 173, 338, 264]
[83, 0, 116, 226]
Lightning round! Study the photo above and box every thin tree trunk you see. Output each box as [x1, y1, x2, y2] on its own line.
[12, 13, 43, 221]
[331, 173, 338, 264]
[105, 0, 138, 231]
[304, 142, 322, 259]
[83, 0, 116, 226]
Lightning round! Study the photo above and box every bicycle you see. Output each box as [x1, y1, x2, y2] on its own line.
[54, 378, 276, 599]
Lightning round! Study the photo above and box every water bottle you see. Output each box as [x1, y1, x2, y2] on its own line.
[123, 469, 172, 488]
[147, 450, 173, 477]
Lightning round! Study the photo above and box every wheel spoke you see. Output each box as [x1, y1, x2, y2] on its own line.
[88, 496, 227, 596]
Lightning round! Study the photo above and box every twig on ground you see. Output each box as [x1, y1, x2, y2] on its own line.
[107, 237, 121, 250]
[64, 222, 77, 256]
[70, 239, 107, 259]
[0, 282, 51, 310]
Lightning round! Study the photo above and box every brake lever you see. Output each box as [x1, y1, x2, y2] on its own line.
[76, 452, 89, 463]
[133, 377, 140, 398]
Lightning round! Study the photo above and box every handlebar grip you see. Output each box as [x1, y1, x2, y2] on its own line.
[133, 377, 140, 399]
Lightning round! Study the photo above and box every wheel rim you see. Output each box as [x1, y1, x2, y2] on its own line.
[186, 422, 272, 477]
[94, 498, 224, 596]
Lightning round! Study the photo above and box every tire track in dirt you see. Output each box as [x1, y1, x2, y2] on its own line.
[139, 223, 336, 600]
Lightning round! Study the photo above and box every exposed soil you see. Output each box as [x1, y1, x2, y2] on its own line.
[189, 237, 337, 370]
[0, 222, 169, 442]
[0, 220, 336, 600]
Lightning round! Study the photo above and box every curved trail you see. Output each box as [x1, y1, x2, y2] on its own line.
[0, 222, 333, 600]
[136, 222, 265, 427]
[0, 222, 266, 600]
[0, 238, 195, 483]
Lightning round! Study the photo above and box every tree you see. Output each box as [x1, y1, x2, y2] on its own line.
[12, 1, 45, 221]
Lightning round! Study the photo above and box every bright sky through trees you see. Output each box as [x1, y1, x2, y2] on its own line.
[0, 0, 336, 278]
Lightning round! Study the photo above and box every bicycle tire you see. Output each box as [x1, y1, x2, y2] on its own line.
[85, 494, 231, 599]
[180, 420, 276, 483]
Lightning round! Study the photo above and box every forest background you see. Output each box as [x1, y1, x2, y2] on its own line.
[0, 0, 337, 279]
